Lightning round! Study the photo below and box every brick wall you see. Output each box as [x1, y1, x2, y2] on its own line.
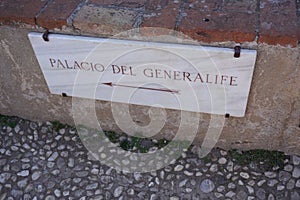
[0, 0, 299, 47]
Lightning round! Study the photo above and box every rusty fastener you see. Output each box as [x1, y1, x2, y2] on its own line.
[62, 93, 68, 97]
[42, 29, 50, 42]
[234, 46, 241, 58]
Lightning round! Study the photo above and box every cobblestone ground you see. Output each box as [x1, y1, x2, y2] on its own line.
[0, 116, 300, 200]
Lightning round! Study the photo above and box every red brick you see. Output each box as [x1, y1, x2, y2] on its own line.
[178, 0, 257, 43]
[178, 10, 256, 43]
[36, 0, 81, 29]
[260, 0, 299, 47]
[142, 0, 181, 29]
[0, 0, 47, 25]
[89, 0, 147, 8]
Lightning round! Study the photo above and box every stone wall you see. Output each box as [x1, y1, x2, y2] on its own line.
[0, 0, 299, 154]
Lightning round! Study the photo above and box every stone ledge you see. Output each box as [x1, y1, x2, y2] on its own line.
[0, 0, 299, 47]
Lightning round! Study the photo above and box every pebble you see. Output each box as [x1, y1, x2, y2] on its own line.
[17, 179, 28, 188]
[174, 165, 184, 172]
[295, 180, 300, 187]
[286, 179, 295, 190]
[54, 189, 61, 197]
[48, 152, 59, 161]
[31, 171, 41, 181]
[291, 191, 300, 200]
[277, 184, 285, 190]
[200, 179, 215, 193]
[292, 167, 300, 178]
[257, 180, 266, 186]
[267, 179, 278, 187]
[209, 164, 218, 172]
[279, 171, 291, 182]
[237, 190, 247, 200]
[76, 171, 89, 177]
[214, 192, 223, 198]
[45, 195, 55, 200]
[225, 191, 236, 198]
[284, 164, 293, 172]
[292, 156, 300, 165]
[183, 170, 193, 176]
[256, 188, 266, 200]
[240, 172, 250, 179]
[218, 157, 227, 164]
[217, 186, 225, 192]
[0, 173, 11, 183]
[246, 185, 254, 194]
[17, 170, 29, 177]
[268, 194, 275, 200]
[86, 183, 98, 190]
[114, 186, 124, 198]
[265, 172, 277, 178]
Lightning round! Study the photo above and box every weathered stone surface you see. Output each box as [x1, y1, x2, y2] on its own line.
[0, 26, 299, 155]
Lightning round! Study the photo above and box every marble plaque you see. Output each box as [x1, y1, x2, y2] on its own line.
[28, 32, 257, 117]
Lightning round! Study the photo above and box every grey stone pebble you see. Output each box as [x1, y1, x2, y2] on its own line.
[240, 172, 250, 179]
[114, 186, 124, 198]
[292, 156, 300, 165]
[287, 179, 296, 190]
[265, 172, 277, 178]
[284, 164, 293, 172]
[256, 188, 266, 200]
[291, 191, 300, 200]
[237, 189, 247, 200]
[48, 152, 59, 161]
[68, 158, 74, 168]
[257, 179, 266, 186]
[279, 171, 291, 182]
[200, 179, 215, 193]
[76, 171, 89, 177]
[0, 173, 11, 183]
[277, 184, 285, 190]
[295, 179, 300, 187]
[268, 194, 275, 200]
[246, 185, 254, 194]
[54, 189, 61, 197]
[292, 167, 300, 178]
[174, 165, 184, 172]
[267, 179, 278, 187]
[218, 157, 227, 164]
[86, 183, 98, 190]
[45, 195, 55, 200]
[31, 171, 41, 181]
[17, 178, 28, 188]
[17, 170, 29, 177]
[225, 191, 236, 198]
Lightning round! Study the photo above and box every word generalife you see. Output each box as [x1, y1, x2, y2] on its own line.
[49, 58, 239, 87]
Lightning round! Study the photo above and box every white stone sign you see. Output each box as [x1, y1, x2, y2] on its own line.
[28, 32, 257, 117]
